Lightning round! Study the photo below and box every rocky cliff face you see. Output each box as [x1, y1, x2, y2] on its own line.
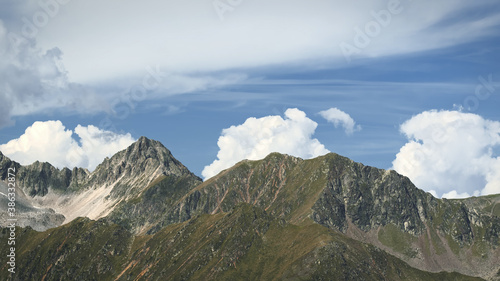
[1, 149, 89, 197]
[88, 136, 196, 194]
[0, 151, 19, 180]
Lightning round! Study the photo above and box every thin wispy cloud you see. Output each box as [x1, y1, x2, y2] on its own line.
[4, 0, 498, 83]
[1, 0, 498, 127]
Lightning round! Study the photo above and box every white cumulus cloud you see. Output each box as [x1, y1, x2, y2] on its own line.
[0, 120, 136, 171]
[392, 110, 500, 198]
[441, 190, 473, 199]
[319, 107, 361, 135]
[202, 108, 330, 179]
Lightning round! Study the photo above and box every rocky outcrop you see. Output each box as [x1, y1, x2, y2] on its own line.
[17, 162, 89, 197]
[312, 157, 430, 235]
[88, 136, 195, 193]
[158, 152, 497, 244]
[1, 150, 89, 197]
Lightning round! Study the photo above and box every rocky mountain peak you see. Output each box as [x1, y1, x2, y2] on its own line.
[110, 136, 191, 173]
[88, 137, 199, 199]
[121, 136, 176, 166]
[0, 150, 11, 165]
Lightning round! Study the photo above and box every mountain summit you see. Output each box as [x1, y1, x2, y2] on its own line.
[93, 136, 194, 181]
[89, 136, 197, 194]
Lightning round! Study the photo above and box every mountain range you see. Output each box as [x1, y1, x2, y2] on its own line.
[1, 137, 499, 280]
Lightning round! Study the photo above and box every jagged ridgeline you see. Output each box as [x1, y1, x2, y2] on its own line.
[0, 137, 499, 280]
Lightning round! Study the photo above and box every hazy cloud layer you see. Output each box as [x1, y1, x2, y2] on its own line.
[4, 0, 497, 83]
[0, 18, 244, 129]
[1, 1, 499, 126]
[319, 108, 361, 135]
[0, 19, 109, 128]
[0, 120, 135, 171]
[202, 108, 329, 179]
[392, 110, 500, 198]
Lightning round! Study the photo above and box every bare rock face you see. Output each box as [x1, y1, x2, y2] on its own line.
[88, 136, 198, 200]
[17, 162, 89, 197]
[0, 180, 65, 231]
[1, 149, 90, 198]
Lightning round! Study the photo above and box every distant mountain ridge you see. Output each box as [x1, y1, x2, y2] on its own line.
[149, 152, 499, 278]
[1, 137, 499, 280]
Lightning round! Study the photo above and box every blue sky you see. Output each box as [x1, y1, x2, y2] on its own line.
[1, 0, 500, 198]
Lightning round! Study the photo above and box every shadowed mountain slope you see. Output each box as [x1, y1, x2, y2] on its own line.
[0, 204, 485, 281]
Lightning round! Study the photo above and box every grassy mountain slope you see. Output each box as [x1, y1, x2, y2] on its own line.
[123, 152, 499, 278]
[0, 204, 484, 281]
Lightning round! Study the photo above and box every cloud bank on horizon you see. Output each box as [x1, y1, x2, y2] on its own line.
[0, 120, 135, 171]
[392, 110, 500, 198]
[202, 108, 330, 179]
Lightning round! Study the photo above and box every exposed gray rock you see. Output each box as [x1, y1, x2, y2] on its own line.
[0, 180, 65, 231]
[0, 136, 199, 232]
